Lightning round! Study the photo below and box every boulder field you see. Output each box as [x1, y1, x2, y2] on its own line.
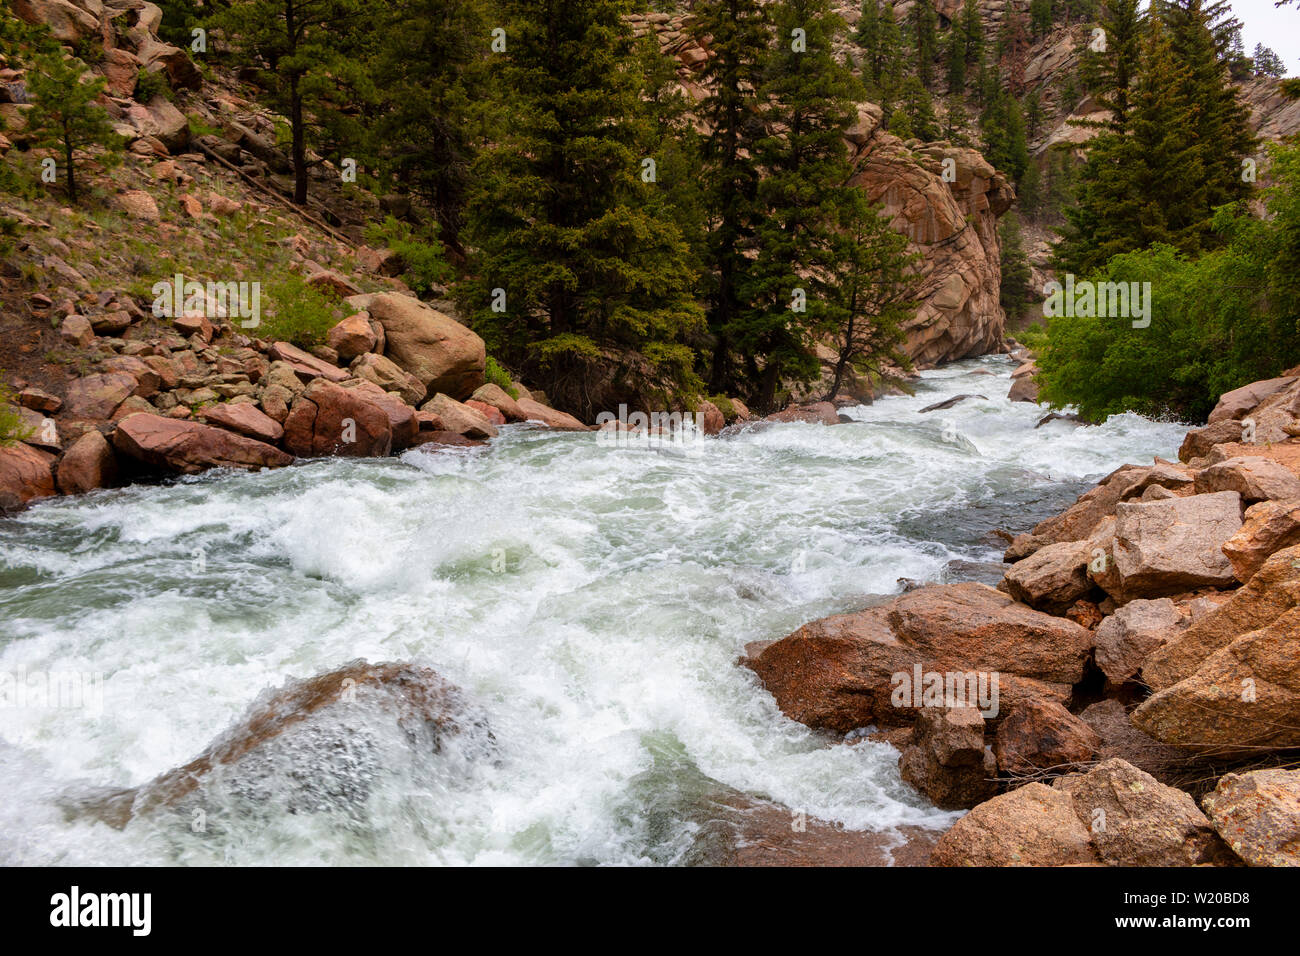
[745, 369, 1300, 866]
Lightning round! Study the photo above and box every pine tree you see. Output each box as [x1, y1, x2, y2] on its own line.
[1160, 0, 1255, 225]
[857, 0, 904, 102]
[961, 0, 984, 71]
[459, 0, 703, 417]
[1030, 0, 1054, 37]
[690, 0, 771, 394]
[746, 0, 865, 408]
[1253, 43, 1285, 77]
[215, 0, 370, 205]
[26, 52, 122, 204]
[822, 192, 917, 401]
[981, 91, 1029, 180]
[898, 76, 940, 140]
[998, 211, 1032, 316]
[909, 0, 938, 89]
[946, 25, 966, 93]
[1084, 0, 1143, 128]
[369, 0, 488, 250]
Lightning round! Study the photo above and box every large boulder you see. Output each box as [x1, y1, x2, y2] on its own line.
[268, 341, 350, 384]
[72, 661, 484, 828]
[1178, 419, 1246, 463]
[1005, 464, 1147, 560]
[1207, 376, 1297, 424]
[1132, 606, 1300, 753]
[1222, 498, 1300, 584]
[112, 413, 293, 474]
[350, 352, 426, 407]
[993, 698, 1101, 773]
[1097, 491, 1243, 601]
[326, 313, 377, 362]
[1141, 544, 1300, 691]
[746, 583, 1088, 733]
[930, 783, 1098, 866]
[470, 383, 526, 422]
[343, 380, 418, 451]
[281, 379, 393, 458]
[1093, 598, 1186, 684]
[345, 292, 485, 399]
[999, 539, 1091, 614]
[1201, 768, 1300, 866]
[764, 402, 840, 425]
[64, 372, 137, 420]
[421, 393, 498, 440]
[1193, 456, 1300, 504]
[1052, 759, 1230, 866]
[515, 396, 588, 430]
[0, 442, 56, 512]
[200, 403, 284, 445]
[12, 0, 98, 42]
[55, 430, 117, 495]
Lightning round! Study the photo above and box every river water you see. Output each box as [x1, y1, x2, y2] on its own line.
[0, 357, 1187, 865]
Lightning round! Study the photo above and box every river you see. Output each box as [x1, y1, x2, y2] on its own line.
[0, 356, 1187, 865]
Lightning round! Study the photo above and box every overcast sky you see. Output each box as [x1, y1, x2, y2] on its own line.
[1230, 0, 1300, 75]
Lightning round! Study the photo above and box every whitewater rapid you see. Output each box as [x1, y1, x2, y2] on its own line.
[0, 357, 1188, 865]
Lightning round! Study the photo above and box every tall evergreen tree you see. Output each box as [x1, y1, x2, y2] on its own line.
[459, 0, 703, 417]
[690, 0, 771, 393]
[909, 0, 938, 89]
[369, 0, 488, 249]
[215, 0, 370, 205]
[745, 0, 864, 408]
[981, 91, 1029, 181]
[898, 76, 940, 139]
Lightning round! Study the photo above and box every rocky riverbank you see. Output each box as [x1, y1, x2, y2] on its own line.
[745, 370, 1300, 866]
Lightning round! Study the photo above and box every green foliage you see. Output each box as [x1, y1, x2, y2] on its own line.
[1037, 141, 1300, 422]
[981, 92, 1029, 181]
[459, 0, 705, 418]
[26, 52, 123, 204]
[0, 378, 30, 445]
[897, 76, 939, 140]
[135, 67, 174, 103]
[363, 215, 453, 297]
[908, 0, 938, 89]
[999, 212, 1033, 317]
[484, 356, 518, 398]
[259, 274, 341, 347]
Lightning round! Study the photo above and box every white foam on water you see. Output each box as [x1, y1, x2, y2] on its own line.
[0, 357, 1188, 864]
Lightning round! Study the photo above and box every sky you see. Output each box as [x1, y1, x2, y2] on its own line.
[1229, 0, 1300, 75]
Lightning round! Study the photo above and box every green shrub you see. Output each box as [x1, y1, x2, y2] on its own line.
[706, 393, 737, 421]
[484, 356, 518, 398]
[135, 67, 173, 103]
[363, 215, 453, 297]
[258, 274, 341, 348]
[0, 379, 32, 445]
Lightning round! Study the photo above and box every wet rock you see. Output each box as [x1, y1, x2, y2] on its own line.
[470, 383, 525, 422]
[898, 707, 998, 809]
[55, 430, 117, 495]
[421, 393, 498, 440]
[112, 413, 293, 474]
[918, 393, 987, 413]
[764, 401, 840, 425]
[1201, 768, 1300, 866]
[465, 400, 506, 426]
[343, 380, 418, 451]
[515, 397, 588, 430]
[282, 379, 393, 458]
[0, 442, 56, 512]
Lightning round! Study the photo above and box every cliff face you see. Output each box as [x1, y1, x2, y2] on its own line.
[631, 9, 1017, 371]
[847, 107, 1016, 367]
